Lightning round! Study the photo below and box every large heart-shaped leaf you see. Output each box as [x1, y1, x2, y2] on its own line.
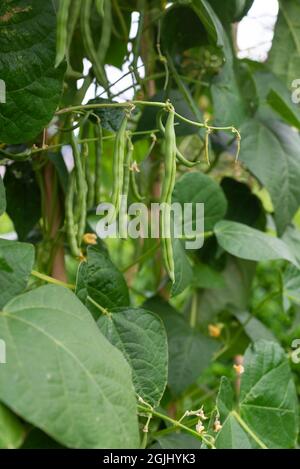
[268, 0, 300, 88]
[239, 117, 300, 234]
[0, 285, 139, 449]
[98, 307, 168, 407]
[214, 221, 297, 265]
[76, 245, 130, 318]
[0, 404, 25, 449]
[4, 162, 41, 240]
[0, 0, 65, 143]
[172, 172, 227, 233]
[216, 341, 298, 449]
[144, 297, 217, 396]
[0, 239, 34, 308]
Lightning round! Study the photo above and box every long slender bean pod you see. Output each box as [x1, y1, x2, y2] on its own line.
[96, 0, 104, 17]
[160, 109, 177, 283]
[119, 134, 133, 238]
[65, 171, 80, 257]
[81, 0, 108, 87]
[66, 0, 82, 52]
[157, 110, 199, 167]
[108, 114, 128, 224]
[98, 0, 112, 69]
[94, 122, 103, 206]
[70, 131, 87, 245]
[55, 0, 71, 68]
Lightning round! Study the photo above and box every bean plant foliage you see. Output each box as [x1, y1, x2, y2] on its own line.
[0, 0, 300, 450]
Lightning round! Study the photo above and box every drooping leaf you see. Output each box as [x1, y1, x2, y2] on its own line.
[87, 98, 125, 132]
[216, 341, 298, 449]
[172, 172, 227, 232]
[144, 297, 217, 395]
[171, 238, 193, 298]
[192, 262, 226, 289]
[0, 0, 65, 143]
[208, 0, 254, 23]
[267, 88, 300, 130]
[234, 311, 278, 343]
[0, 285, 139, 449]
[76, 245, 130, 318]
[221, 177, 265, 229]
[0, 404, 25, 449]
[197, 256, 256, 324]
[282, 265, 300, 307]
[214, 220, 297, 265]
[0, 239, 34, 308]
[268, 0, 300, 89]
[98, 307, 168, 407]
[4, 162, 41, 240]
[0, 176, 6, 216]
[282, 225, 300, 266]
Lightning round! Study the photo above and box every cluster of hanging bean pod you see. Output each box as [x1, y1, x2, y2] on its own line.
[55, 0, 111, 90]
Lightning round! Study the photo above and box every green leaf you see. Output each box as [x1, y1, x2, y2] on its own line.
[0, 404, 25, 449]
[214, 221, 297, 265]
[170, 171, 227, 296]
[234, 311, 278, 343]
[267, 88, 300, 130]
[0, 285, 139, 449]
[171, 238, 193, 298]
[76, 245, 130, 318]
[208, 0, 254, 23]
[191, 0, 225, 48]
[192, 263, 226, 289]
[282, 225, 300, 266]
[0, 239, 34, 308]
[0, 0, 65, 143]
[239, 117, 300, 234]
[197, 257, 256, 323]
[221, 177, 265, 229]
[87, 98, 125, 132]
[240, 341, 298, 448]
[97, 307, 168, 407]
[172, 172, 227, 232]
[144, 297, 217, 395]
[282, 265, 300, 306]
[4, 162, 41, 240]
[216, 341, 298, 449]
[0, 176, 6, 216]
[268, 0, 300, 89]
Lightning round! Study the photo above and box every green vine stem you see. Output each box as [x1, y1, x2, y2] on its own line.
[31, 270, 75, 290]
[137, 403, 216, 449]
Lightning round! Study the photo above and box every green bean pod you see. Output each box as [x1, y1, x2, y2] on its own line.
[119, 134, 133, 239]
[96, 0, 105, 17]
[70, 131, 87, 245]
[98, 0, 112, 68]
[160, 109, 177, 283]
[94, 122, 103, 206]
[108, 115, 128, 224]
[55, 0, 71, 68]
[157, 110, 198, 167]
[65, 171, 80, 257]
[81, 0, 108, 87]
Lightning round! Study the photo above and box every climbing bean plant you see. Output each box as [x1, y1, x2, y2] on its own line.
[0, 0, 300, 450]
